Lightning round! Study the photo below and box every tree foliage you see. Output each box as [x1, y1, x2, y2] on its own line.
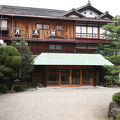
[98, 16, 120, 84]
[11, 38, 34, 81]
[0, 46, 22, 86]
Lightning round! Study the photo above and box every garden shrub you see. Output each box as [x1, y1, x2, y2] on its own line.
[14, 81, 27, 92]
[116, 114, 120, 120]
[112, 92, 120, 105]
[0, 84, 8, 94]
[103, 80, 113, 87]
[114, 80, 120, 86]
[3, 46, 19, 56]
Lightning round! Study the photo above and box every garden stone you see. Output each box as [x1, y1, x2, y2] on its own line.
[109, 108, 120, 119]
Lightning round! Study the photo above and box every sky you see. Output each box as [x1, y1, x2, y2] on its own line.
[0, 0, 119, 16]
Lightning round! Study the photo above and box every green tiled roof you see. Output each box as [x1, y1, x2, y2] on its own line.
[33, 53, 114, 66]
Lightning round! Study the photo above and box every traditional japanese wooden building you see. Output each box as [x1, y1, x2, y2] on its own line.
[0, 1, 114, 87]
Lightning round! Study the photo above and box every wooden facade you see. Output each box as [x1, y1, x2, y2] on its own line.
[1, 16, 109, 55]
[0, 2, 114, 87]
[32, 65, 97, 87]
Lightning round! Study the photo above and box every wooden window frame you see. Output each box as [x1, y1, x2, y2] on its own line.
[36, 24, 42, 30]
[56, 25, 62, 31]
[47, 66, 94, 87]
[43, 24, 49, 30]
[49, 44, 62, 50]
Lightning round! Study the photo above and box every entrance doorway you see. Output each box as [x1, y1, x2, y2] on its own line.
[47, 67, 94, 87]
[61, 69, 69, 85]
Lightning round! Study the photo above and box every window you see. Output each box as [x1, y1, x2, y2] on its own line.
[76, 25, 99, 38]
[49, 44, 62, 50]
[82, 68, 93, 85]
[72, 69, 80, 85]
[90, 12, 92, 15]
[76, 26, 81, 33]
[48, 68, 59, 85]
[37, 24, 42, 30]
[93, 27, 98, 34]
[87, 44, 98, 49]
[87, 27, 92, 38]
[75, 44, 87, 49]
[56, 45, 61, 50]
[100, 28, 105, 39]
[43, 24, 49, 29]
[61, 69, 69, 85]
[84, 12, 86, 14]
[100, 28, 105, 34]
[76, 26, 86, 38]
[1, 20, 7, 30]
[93, 27, 98, 38]
[56, 25, 62, 30]
[49, 45, 55, 49]
[82, 26, 86, 33]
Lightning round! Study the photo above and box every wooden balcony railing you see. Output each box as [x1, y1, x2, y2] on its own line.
[76, 33, 105, 39]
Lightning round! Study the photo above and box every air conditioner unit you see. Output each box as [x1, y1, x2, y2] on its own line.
[15, 28, 21, 35]
[50, 30, 56, 37]
[33, 29, 39, 36]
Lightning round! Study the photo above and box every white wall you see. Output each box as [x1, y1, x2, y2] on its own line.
[80, 9, 99, 18]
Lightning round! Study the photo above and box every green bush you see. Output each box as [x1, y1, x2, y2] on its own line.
[14, 81, 27, 92]
[103, 80, 113, 87]
[0, 84, 8, 93]
[0, 46, 4, 55]
[3, 46, 19, 56]
[5, 56, 22, 69]
[116, 114, 120, 120]
[114, 80, 120, 86]
[112, 92, 120, 105]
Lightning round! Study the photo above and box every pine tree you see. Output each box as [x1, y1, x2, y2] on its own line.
[98, 16, 120, 85]
[0, 46, 22, 86]
[11, 38, 34, 81]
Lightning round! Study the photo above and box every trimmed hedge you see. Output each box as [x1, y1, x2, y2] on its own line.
[112, 92, 120, 105]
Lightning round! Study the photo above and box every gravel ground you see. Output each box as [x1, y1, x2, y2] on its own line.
[0, 87, 120, 120]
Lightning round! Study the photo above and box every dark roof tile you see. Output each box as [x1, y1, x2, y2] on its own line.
[0, 5, 66, 17]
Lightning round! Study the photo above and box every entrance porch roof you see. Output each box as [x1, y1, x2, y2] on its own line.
[33, 53, 114, 66]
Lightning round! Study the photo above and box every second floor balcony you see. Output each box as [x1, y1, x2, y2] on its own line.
[76, 33, 105, 39]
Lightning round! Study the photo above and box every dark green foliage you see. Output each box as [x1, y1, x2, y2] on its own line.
[5, 56, 22, 69]
[0, 46, 22, 93]
[14, 81, 27, 92]
[20, 81, 27, 91]
[0, 83, 8, 93]
[11, 38, 33, 81]
[114, 80, 120, 86]
[0, 46, 4, 55]
[116, 114, 120, 120]
[98, 16, 120, 85]
[112, 92, 120, 105]
[2, 46, 19, 56]
[103, 80, 112, 87]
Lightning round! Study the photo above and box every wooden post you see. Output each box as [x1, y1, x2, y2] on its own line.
[86, 24, 88, 39]
[98, 25, 100, 39]
[93, 68, 96, 86]
[59, 69, 61, 86]
[44, 67, 48, 87]
[80, 69, 82, 86]
[69, 68, 72, 87]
